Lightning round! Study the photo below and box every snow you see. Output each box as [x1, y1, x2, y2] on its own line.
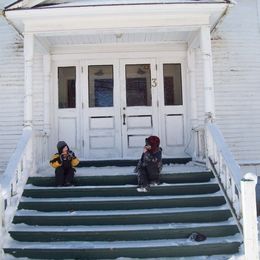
[4, 234, 242, 249]
[37, 161, 209, 177]
[15, 204, 229, 217]
[0, 164, 245, 260]
[9, 219, 236, 232]
[20, 191, 223, 202]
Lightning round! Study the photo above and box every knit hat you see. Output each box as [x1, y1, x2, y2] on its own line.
[57, 141, 68, 154]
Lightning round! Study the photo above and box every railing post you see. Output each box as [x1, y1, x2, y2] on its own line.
[205, 124, 212, 168]
[241, 173, 259, 260]
[0, 185, 5, 256]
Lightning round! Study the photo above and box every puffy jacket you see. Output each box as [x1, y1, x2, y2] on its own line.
[49, 153, 79, 169]
[49, 141, 79, 169]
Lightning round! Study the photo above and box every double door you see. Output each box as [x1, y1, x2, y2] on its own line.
[56, 58, 185, 159]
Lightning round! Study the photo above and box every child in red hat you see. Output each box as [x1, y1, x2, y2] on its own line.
[134, 136, 162, 192]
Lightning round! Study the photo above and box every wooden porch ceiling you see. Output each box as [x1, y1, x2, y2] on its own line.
[41, 30, 192, 46]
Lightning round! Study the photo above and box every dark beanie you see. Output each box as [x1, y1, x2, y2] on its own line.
[57, 141, 68, 154]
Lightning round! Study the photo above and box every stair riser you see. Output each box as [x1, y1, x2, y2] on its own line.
[18, 197, 226, 211]
[4, 242, 241, 259]
[10, 225, 239, 242]
[13, 210, 232, 226]
[22, 184, 220, 198]
[26, 172, 213, 187]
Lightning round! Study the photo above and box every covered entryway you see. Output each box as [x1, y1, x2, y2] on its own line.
[56, 55, 186, 159]
[4, 0, 229, 160]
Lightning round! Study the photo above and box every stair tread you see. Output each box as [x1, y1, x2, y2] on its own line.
[15, 205, 229, 216]
[24, 181, 217, 190]
[10, 220, 237, 232]
[4, 235, 242, 249]
[5, 166, 241, 258]
[20, 192, 223, 202]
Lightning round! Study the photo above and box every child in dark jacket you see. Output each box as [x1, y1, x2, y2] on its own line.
[134, 136, 162, 192]
[50, 141, 79, 187]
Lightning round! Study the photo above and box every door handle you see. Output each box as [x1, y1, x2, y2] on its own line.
[123, 113, 126, 125]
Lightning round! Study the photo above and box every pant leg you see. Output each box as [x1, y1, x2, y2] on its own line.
[148, 171, 160, 183]
[137, 167, 149, 187]
[55, 167, 65, 186]
[64, 168, 75, 184]
[147, 164, 160, 183]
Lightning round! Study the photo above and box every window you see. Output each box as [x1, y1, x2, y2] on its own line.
[163, 64, 183, 106]
[125, 64, 151, 106]
[58, 67, 76, 109]
[88, 65, 114, 107]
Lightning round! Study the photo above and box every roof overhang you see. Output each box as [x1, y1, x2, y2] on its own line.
[4, 1, 232, 49]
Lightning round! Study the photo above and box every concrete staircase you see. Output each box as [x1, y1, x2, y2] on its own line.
[4, 165, 242, 259]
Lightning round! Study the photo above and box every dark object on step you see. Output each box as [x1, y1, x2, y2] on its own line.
[188, 232, 207, 242]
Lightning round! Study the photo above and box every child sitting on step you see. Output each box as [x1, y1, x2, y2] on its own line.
[50, 141, 79, 187]
[134, 136, 162, 192]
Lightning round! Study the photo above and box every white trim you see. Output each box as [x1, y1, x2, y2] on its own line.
[22, 0, 45, 8]
[51, 43, 187, 57]
[5, 3, 228, 34]
[43, 54, 51, 136]
[257, 0, 260, 28]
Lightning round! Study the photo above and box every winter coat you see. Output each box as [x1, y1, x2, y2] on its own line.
[135, 147, 163, 174]
[50, 141, 79, 169]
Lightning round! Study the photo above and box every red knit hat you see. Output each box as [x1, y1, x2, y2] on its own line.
[146, 136, 160, 153]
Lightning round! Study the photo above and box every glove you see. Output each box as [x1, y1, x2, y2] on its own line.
[68, 151, 76, 159]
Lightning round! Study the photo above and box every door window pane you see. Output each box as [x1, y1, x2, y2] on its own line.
[125, 64, 151, 106]
[163, 64, 183, 106]
[58, 67, 76, 108]
[88, 65, 114, 107]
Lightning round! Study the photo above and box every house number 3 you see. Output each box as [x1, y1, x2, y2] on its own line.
[151, 78, 158, 88]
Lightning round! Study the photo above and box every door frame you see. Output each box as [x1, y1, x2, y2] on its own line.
[52, 47, 189, 159]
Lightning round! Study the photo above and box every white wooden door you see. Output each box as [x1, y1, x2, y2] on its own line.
[55, 62, 81, 155]
[157, 58, 186, 157]
[120, 59, 159, 158]
[82, 60, 122, 159]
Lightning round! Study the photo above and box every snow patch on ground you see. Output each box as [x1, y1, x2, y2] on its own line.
[36, 161, 208, 177]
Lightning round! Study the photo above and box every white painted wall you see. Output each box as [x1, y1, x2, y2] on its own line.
[212, 0, 260, 166]
[0, 10, 24, 174]
[194, 0, 260, 170]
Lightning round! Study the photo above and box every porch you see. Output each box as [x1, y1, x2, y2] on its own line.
[5, 1, 226, 161]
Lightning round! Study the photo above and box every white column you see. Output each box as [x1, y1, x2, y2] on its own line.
[200, 25, 215, 120]
[241, 173, 259, 260]
[23, 33, 34, 170]
[188, 48, 197, 125]
[188, 47, 199, 160]
[43, 54, 51, 136]
[24, 33, 34, 127]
